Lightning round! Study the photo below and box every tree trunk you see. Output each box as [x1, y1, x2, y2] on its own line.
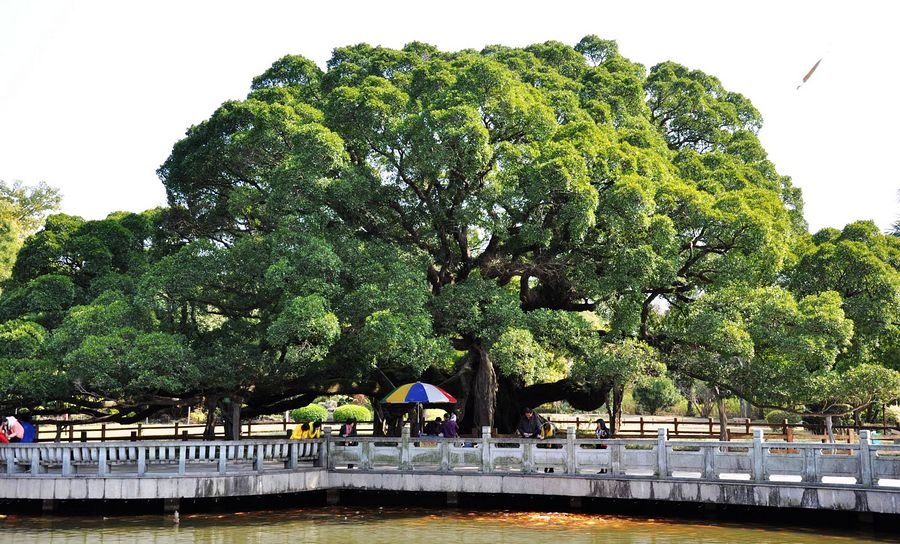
[471, 344, 497, 435]
[494, 374, 524, 435]
[715, 386, 728, 441]
[825, 414, 835, 443]
[606, 385, 624, 437]
[753, 405, 765, 420]
[223, 396, 242, 440]
[202, 396, 218, 440]
[372, 400, 388, 437]
[853, 408, 862, 431]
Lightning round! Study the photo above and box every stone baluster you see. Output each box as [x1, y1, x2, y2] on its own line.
[62, 446, 72, 477]
[752, 428, 765, 482]
[217, 444, 227, 475]
[859, 430, 873, 487]
[178, 445, 187, 475]
[611, 441, 623, 476]
[480, 426, 492, 473]
[566, 426, 577, 474]
[288, 441, 299, 469]
[361, 440, 373, 470]
[254, 443, 265, 472]
[98, 446, 108, 477]
[522, 437, 535, 474]
[802, 446, 818, 483]
[400, 425, 411, 471]
[317, 426, 330, 469]
[657, 428, 668, 478]
[137, 445, 146, 476]
[30, 447, 40, 475]
[702, 442, 716, 480]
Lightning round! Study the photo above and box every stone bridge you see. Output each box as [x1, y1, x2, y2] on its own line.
[2, 427, 898, 516]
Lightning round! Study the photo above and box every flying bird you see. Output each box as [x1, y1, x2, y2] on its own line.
[797, 58, 823, 90]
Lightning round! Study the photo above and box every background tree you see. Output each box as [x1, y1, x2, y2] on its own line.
[2, 38, 895, 438]
[0, 180, 61, 283]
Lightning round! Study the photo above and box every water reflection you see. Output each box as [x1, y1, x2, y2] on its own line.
[0, 507, 891, 544]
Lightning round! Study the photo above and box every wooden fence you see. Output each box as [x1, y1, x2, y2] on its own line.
[31, 416, 897, 444]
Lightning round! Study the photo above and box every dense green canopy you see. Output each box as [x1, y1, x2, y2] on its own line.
[0, 38, 897, 434]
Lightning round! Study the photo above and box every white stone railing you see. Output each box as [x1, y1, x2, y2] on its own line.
[1, 439, 320, 476]
[326, 427, 900, 488]
[2, 427, 898, 490]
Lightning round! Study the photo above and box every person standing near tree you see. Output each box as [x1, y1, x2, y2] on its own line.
[439, 413, 459, 438]
[339, 418, 358, 468]
[516, 408, 543, 438]
[595, 418, 610, 441]
[4, 416, 24, 443]
[290, 422, 310, 440]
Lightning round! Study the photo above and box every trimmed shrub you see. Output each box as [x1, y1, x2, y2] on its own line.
[764, 410, 802, 431]
[291, 404, 328, 423]
[333, 404, 371, 422]
[633, 376, 683, 415]
[885, 405, 900, 426]
[188, 410, 207, 424]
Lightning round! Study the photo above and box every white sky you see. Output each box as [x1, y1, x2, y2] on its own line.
[1, 0, 898, 233]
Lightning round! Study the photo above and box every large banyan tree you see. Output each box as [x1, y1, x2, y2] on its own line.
[1, 37, 897, 436]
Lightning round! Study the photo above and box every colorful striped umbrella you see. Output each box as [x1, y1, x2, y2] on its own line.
[381, 382, 457, 404]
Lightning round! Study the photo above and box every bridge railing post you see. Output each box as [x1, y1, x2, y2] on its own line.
[254, 443, 265, 472]
[701, 442, 716, 480]
[656, 427, 668, 478]
[178, 445, 187, 475]
[481, 426, 492, 473]
[137, 445, 146, 476]
[565, 426, 577, 474]
[522, 437, 535, 473]
[30, 447, 40, 475]
[218, 443, 227, 475]
[98, 446, 108, 477]
[439, 438, 450, 472]
[752, 428, 764, 482]
[802, 445, 818, 483]
[400, 425, 411, 470]
[859, 430, 873, 487]
[315, 426, 330, 469]
[62, 446, 72, 476]
[610, 441, 623, 476]
[362, 439, 373, 470]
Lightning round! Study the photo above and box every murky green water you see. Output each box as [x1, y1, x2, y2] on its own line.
[0, 507, 893, 543]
